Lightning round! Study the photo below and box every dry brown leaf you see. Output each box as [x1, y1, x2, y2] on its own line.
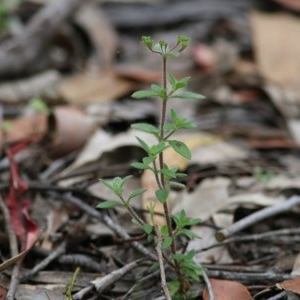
[203, 278, 253, 300]
[250, 11, 300, 100]
[60, 70, 135, 105]
[48, 106, 96, 157]
[277, 277, 300, 294]
[63, 128, 155, 173]
[40, 206, 69, 250]
[0, 113, 48, 147]
[172, 177, 231, 221]
[188, 226, 233, 264]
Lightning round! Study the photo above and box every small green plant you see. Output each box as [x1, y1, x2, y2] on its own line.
[28, 98, 51, 115]
[97, 35, 205, 299]
[254, 165, 274, 184]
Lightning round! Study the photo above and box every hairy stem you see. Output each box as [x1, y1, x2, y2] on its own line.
[158, 55, 174, 249]
[157, 54, 185, 293]
[120, 196, 145, 227]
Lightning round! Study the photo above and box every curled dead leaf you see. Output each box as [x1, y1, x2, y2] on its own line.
[203, 278, 253, 300]
[47, 106, 96, 157]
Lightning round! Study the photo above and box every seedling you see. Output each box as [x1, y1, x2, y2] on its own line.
[98, 35, 205, 299]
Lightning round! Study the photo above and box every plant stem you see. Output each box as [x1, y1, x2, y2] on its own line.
[120, 196, 145, 227]
[158, 54, 185, 293]
[158, 55, 174, 249]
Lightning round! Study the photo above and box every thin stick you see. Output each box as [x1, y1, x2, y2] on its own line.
[61, 193, 157, 260]
[154, 225, 171, 300]
[73, 259, 144, 299]
[205, 269, 293, 284]
[216, 195, 300, 241]
[202, 269, 214, 300]
[199, 227, 300, 253]
[0, 195, 20, 299]
[21, 240, 66, 282]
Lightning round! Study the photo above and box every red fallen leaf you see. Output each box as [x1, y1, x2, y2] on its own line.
[277, 277, 300, 294]
[22, 200, 39, 250]
[203, 278, 253, 300]
[5, 142, 39, 251]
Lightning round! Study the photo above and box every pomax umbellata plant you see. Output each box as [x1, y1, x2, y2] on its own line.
[97, 35, 205, 299]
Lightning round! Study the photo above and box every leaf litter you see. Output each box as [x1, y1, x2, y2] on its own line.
[1, 0, 300, 299]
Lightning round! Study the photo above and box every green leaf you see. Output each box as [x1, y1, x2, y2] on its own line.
[131, 90, 159, 99]
[169, 109, 196, 130]
[136, 137, 151, 153]
[149, 262, 159, 272]
[169, 181, 186, 189]
[172, 91, 205, 100]
[28, 98, 51, 114]
[160, 167, 178, 179]
[180, 228, 201, 240]
[100, 176, 131, 197]
[149, 141, 168, 156]
[111, 176, 132, 195]
[142, 223, 153, 235]
[143, 156, 155, 165]
[168, 74, 176, 89]
[131, 162, 148, 170]
[168, 280, 180, 296]
[131, 123, 159, 136]
[175, 76, 190, 90]
[155, 188, 169, 204]
[163, 123, 174, 131]
[141, 36, 153, 49]
[169, 140, 191, 160]
[96, 200, 121, 209]
[162, 236, 173, 249]
[177, 35, 190, 51]
[128, 188, 147, 201]
[160, 224, 168, 235]
[151, 84, 166, 99]
[99, 179, 114, 192]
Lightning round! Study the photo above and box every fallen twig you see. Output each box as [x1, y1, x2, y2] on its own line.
[215, 195, 300, 241]
[205, 269, 293, 284]
[73, 259, 144, 300]
[61, 193, 157, 260]
[199, 227, 300, 252]
[202, 270, 214, 300]
[21, 240, 67, 282]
